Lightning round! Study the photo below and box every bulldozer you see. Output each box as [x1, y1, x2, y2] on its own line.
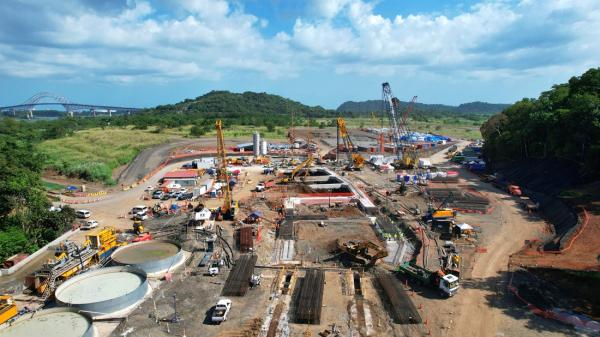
[336, 239, 388, 267]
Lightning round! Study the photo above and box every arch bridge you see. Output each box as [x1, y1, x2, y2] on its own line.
[0, 92, 142, 118]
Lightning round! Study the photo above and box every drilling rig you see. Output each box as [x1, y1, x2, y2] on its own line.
[336, 117, 365, 170]
[382, 83, 418, 169]
[216, 120, 237, 220]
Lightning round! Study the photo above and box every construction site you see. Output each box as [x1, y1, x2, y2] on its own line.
[0, 82, 598, 337]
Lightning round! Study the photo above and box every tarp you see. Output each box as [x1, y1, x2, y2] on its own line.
[66, 185, 78, 191]
[456, 223, 473, 230]
[250, 211, 263, 217]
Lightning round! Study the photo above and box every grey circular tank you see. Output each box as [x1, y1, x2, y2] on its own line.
[54, 266, 148, 317]
[110, 240, 184, 275]
[0, 308, 96, 337]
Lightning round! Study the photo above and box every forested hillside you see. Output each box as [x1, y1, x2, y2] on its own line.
[481, 68, 600, 178]
[0, 120, 76, 261]
[337, 100, 509, 116]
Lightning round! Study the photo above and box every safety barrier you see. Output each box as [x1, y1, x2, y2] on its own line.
[70, 191, 108, 198]
[507, 271, 600, 333]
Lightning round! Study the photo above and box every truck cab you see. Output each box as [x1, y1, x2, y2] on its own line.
[439, 274, 460, 297]
[211, 298, 232, 323]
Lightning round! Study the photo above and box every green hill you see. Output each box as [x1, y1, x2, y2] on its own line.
[337, 100, 509, 116]
[152, 90, 333, 117]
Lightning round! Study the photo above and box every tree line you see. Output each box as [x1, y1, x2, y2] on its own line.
[0, 119, 76, 262]
[481, 68, 600, 178]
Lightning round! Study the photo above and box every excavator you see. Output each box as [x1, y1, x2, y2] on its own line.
[336, 239, 388, 267]
[337, 117, 365, 170]
[216, 120, 237, 220]
[281, 154, 314, 183]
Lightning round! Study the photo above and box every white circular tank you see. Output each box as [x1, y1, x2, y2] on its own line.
[54, 266, 148, 317]
[111, 240, 184, 277]
[0, 308, 96, 337]
[260, 140, 268, 156]
[253, 131, 261, 157]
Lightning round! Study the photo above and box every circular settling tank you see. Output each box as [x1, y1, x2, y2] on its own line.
[0, 308, 95, 337]
[110, 240, 184, 276]
[54, 266, 148, 317]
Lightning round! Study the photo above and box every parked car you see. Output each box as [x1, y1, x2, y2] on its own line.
[81, 220, 98, 230]
[211, 299, 232, 324]
[152, 190, 164, 199]
[76, 209, 91, 219]
[177, 192, 194, 200]
[161, 193, 171, 200]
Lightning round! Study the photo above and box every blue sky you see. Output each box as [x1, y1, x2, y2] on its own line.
[0, 0, 598, 109]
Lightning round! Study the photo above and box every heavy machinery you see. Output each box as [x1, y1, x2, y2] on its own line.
[29, 227, 121, 300]
[397, 261, 460, 297]
[381, 83, 419, 169]
[216, 120, 237, 220]
[133, 220, 144, 235]
[281, 154, 314, 183]
[336, 239, 388, 267]
[0, 295, 18, 324]
[336, 118, 365, 170]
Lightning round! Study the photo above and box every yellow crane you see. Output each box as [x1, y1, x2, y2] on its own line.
[337, 117, 365, 170]
[216, 120, 237, 220]
[281, 154, 314, 183]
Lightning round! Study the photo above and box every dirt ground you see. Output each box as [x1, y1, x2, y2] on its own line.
[294, 219, 381, 266]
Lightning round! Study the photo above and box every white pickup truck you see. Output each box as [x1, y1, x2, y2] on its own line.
[211, 299, 232, 323]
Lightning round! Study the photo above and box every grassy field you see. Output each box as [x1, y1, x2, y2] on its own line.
[39, 127, 185, 184]
[319, 116, 485, 139]
[42, 180, 66, 191]
[39, 116, 482, 185]
[38, 125, 288, 185]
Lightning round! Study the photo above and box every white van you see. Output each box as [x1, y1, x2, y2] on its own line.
[131, 205, 149, 220]
[76, 210, 91, 219]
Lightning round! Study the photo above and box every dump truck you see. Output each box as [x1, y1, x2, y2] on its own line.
[397, 262, 459, 297]
[0, 295, 18, 324]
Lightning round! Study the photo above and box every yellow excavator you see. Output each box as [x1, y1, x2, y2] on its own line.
[337, 118, 365, 170]
[216, 120, 237, 220]
[281, 154, 314, 183]
[336, 239, 388, 267]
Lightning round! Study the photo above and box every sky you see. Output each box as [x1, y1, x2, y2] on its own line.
[0, 0, 598, 109]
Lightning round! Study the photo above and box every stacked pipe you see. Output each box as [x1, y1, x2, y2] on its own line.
[222, 254, 257, 296]
[375, 272, 422, 324]
[294, 269, 325, 324]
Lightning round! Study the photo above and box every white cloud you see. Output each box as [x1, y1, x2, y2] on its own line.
[294, 0, 600, 77]
[0, 0, 597, 85]
[0, 0, 295, 81]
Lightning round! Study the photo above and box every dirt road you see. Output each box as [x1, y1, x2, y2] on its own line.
[420, 147, 576, 336]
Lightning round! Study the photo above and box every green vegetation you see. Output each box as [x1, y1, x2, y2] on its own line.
[481, 68, 600, 178]
[337, 99, 509, 117]
[39, 127, 183, 184]
[0, 119, 76, 262]
[42, 181, 66, 191]
[319, 115, 486, 139]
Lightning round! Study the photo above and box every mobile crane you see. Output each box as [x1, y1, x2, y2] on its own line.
[216, 120, 237, 220]
[381, 83, 418, 169]
[337, 118, 365, 170]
